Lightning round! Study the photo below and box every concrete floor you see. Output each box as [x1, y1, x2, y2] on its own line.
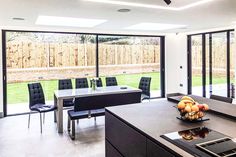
[0, 110, 105, 157]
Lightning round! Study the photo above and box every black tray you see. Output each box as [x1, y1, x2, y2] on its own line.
[177, 117, 210, 123]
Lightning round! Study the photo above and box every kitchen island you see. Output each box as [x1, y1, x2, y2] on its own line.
[105, 99, 236, 157]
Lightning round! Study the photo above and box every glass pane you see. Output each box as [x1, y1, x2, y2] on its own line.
[206, 34, 210, 98]
[6, 32, 96, 115]
[191, 35, 203, 96]
[230, 31, 235, 98]
[211, 32, 227, 97]
[98, 35, 161, 97]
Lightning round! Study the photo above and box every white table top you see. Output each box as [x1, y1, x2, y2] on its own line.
[54, 86, 142, 99]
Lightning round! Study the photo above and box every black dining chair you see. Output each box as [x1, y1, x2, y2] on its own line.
[106, 77, 118, 86]
[90, 78, 103, 87]
[210, 94, 233, 103]
[76, 78, 89, 89]
[58, 79, 74, 107]
[138, 77, 151, 101]
[28, 82, 57, 133]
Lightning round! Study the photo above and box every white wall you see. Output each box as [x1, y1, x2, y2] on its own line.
[165, 33, 188, 95]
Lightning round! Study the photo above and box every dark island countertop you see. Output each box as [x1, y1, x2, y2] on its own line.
[167, 95, 236, 119]
[106, 99, 236, 157]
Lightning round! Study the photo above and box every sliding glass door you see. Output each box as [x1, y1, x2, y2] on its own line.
[3, 31, 165, 116]
[211, 32, 228, 97]
[191, 35, 203, 96]
[5, 32, 96, 115]
[188, 30, 235, 98]
[98, 35, 162, 97]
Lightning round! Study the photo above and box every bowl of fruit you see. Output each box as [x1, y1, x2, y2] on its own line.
[177, 96, 209, 122]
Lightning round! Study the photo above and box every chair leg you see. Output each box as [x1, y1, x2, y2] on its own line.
[94, 117, 96, 122]
[67, 117, 71, 132]
[40, 113, 42, 133]
[71, 120, 75, 140]
[28, 112, 31, 128]
[43, 113, 45, 124]
[77, 119, 79, 124]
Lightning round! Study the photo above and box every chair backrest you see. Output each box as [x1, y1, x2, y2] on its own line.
[90, 78, 103, 87]
[58, 79, 72, 90]
[28, 82, 45, 108]
[75, 78, 88, 89]
[138, 77, 151, 96]
[210, 94, 233, 103]
[106, 77, 118, 86]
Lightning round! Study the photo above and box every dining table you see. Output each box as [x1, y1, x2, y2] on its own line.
[54, 85, 142, 133]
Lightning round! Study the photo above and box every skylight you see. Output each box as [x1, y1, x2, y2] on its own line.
[84, 0, 214, 11]
[35, 16, 107, 27]
[125, 23, 187, 31]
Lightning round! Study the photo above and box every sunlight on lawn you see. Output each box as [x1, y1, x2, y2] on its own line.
[7, 72, 161, 104]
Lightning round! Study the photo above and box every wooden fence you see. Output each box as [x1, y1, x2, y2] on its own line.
[6, 42, 160, 69]
[192, 44, 235, 70]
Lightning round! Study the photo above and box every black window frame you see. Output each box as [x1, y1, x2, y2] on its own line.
[2, 29, 165, 116]
[187, 29, 234, 98]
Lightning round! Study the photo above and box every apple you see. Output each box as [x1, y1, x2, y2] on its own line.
[197, 104, 204, 110]
[203, 104, 209, 111]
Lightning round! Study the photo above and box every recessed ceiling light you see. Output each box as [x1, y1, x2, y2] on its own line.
[125, 23, 187, 31]
[35, 15, 107, 27]
[117, 9, 131, 12]
[12, 17, 25, 21]
[84, 0, 214, 11]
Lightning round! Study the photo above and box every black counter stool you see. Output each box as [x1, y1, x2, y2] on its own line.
[58, 79, 74, 107]
[138, 77, 151, 101]
[106, 77, 118, 86]
[76, 78, 89, 88]
[28, 82, 57, 133]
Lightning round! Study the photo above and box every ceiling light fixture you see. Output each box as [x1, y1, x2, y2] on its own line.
[125, 23, 187, 31]
[35, 15, 107, 27]
[12, 17, 25, 21]
[84, 0, 214, 11]
[164, 0, 171, 5]
[117, 9, 131, 12]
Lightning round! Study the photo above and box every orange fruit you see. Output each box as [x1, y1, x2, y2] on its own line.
[177, 101, 186, 109]
[191, 105, 199, 112]
[184, 106, 192, 113]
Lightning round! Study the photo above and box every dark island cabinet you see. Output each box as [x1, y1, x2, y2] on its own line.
[105, 111, 178, 157]
[106, 141, 123, 157]
[147, 139, 175, 157]
[105, 110, 146, 157]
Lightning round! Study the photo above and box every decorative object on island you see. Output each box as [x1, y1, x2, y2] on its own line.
[177, 96, 209, 122]
[178, 127, 210, 141]
[90, 77, 99, 90]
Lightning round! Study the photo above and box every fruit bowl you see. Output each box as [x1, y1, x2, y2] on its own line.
[177, 96, 209, 122]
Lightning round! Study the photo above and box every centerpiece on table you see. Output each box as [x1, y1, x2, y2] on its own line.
[177, 96, 209, 122]
[90, 77, 99, 90]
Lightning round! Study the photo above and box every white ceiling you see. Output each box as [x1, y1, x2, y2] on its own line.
[0, 0, 235, 34]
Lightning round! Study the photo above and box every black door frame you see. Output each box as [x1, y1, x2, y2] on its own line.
[187, 29, 234, 97]
[2, 30, 166, 116]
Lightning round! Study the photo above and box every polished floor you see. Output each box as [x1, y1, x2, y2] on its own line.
[0, 110, 105, 157]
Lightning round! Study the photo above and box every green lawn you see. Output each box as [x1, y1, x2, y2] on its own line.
[192, 75, 227, 86]
[7, 72, 229, 104]
[7, 72, 160, 104]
